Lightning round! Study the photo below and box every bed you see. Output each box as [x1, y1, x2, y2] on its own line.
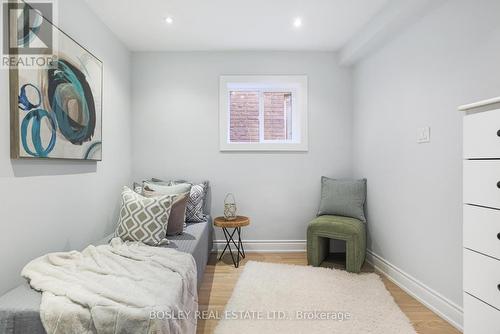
[0, 219, 213, 334]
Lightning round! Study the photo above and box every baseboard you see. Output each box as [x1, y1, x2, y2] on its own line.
[213, 239, 306, 253]
[366, 250, 463, 332]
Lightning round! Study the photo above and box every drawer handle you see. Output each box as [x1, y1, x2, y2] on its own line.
[497, 181, 500, 189]
[498, 233, 500, 240]
[498, 284, 500, 292]
[497, 130, 500, 137]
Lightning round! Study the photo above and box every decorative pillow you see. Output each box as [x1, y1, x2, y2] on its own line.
[317, 177, 367, 222]
[132, 182, 143, 194]
[143, 181, 192, 196]
[151, 178, 170, 185]
[184, 182, 208, 222]
[143, 190, 189, 236]
[114, 187, 174, 246]
[166, 193, 189, 235]
[153, 178, 209, 223]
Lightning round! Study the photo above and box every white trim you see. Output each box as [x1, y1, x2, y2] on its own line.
[258, 90, 264, 143]
[212, 239, 307, 253]
[458, 96, 500, 111]
[219, 75, 308, 151]
[366, 250, 463, 332]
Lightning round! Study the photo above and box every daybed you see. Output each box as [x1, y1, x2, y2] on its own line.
[0, 218, 213, 334]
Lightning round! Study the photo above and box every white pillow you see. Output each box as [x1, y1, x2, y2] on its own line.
[143, 181, 191, 195]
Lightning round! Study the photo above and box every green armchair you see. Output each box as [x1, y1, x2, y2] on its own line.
[307, 177, 367, 273]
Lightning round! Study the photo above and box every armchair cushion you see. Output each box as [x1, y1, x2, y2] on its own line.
[318, 177, 367, 222]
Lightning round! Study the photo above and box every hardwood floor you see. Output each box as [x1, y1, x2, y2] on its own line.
[197, 252, 461, 334]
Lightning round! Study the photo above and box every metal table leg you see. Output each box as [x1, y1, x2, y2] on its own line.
[218, 227, 245, 268]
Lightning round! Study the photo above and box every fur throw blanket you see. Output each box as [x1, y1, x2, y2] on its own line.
[21, 238, 198, 334]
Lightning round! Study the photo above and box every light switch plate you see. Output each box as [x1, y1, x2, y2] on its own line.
[417, 126, 431, 143]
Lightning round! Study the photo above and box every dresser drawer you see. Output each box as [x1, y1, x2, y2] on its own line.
[463, 249, 500, 309]
[464, 293, 500, 334]
[464, 205, 500, 259]
[464, 160, 500, 209]
[464, 108, 500, 159]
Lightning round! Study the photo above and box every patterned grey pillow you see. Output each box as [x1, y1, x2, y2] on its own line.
[184, 182, 208, 222]
[143, 190, 189, 236]
[115, 187, 174, 246]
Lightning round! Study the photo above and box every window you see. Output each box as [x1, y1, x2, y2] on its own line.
[220, 75, 308, 151]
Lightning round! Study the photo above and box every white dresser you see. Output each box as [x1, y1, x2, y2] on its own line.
[460, 97, 500, 334]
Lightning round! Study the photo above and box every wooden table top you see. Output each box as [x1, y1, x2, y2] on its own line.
[214, 216, 250, 228]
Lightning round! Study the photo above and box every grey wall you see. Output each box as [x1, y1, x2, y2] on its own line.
[0, 0, 132, 294]
[352, 0, 500, 307]
[131, 51, 353, 242]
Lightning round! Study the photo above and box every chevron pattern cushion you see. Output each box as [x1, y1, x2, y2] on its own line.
[185, 182, 208, 222]
[114, 187, 174, 246]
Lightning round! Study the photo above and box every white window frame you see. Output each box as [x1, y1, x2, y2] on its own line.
[219, 75, 308, 151]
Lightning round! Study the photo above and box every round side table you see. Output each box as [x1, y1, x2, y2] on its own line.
[214, 216, 250, 268]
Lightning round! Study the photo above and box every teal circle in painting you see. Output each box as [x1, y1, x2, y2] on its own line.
[21, 109, 57, 157]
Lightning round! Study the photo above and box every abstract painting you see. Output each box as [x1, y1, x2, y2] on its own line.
[10, 18, 103, 160]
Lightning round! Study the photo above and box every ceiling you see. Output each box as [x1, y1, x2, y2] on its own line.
[84, 0, 389, 52]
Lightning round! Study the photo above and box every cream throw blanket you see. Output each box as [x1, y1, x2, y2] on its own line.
[21, 238, 198, 334]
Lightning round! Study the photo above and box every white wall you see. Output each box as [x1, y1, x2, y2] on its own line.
[0, 0, 132, 294]
[131, 51, 352, 243]
[352, 0, 500, 311]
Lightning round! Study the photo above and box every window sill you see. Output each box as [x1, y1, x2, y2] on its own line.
[220, 142, 308, 152]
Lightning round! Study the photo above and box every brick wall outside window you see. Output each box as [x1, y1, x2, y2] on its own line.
[230, 91, 292, 143]
[230, 91, 259, 142]
[264, 92, 291, 140]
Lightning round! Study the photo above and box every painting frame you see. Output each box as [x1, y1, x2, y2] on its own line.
[9, 4, 103, 161]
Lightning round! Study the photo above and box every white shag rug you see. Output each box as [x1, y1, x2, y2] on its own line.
[214, 261, 417, 334]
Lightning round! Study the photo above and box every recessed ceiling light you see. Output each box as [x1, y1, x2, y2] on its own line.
[293, 17, 302, 28]
[165, 16, 173, 24]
